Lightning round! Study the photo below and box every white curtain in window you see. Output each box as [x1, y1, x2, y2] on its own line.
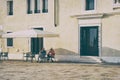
[114, 0, 120, 4]
[45, 0, 48, 9]
[37, 0, 40, 11]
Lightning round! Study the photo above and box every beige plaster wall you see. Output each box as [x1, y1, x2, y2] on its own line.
[0, 0, 58, 53]
[102, 14, 120, 57]
[0, 0, 120, 56]
[55, 0, 81, 53]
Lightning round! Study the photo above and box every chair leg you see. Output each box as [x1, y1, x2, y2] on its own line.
[31, 57, 33, 62]
[37, 57, 39, 62]
[26, 57, 28, 61]
[7, 57, 9, 60]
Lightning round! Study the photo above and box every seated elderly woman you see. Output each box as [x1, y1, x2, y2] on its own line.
[47, 48, 56, 62]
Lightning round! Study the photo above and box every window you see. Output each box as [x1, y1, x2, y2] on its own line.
[113, 0, 120, 9]
[114, 0, 120, 4]
[7, 0, 13, 15]
[34, 0, 40, 13]
[42, 0, 48, 13]
[27, 0, 48, 14]
[85, 0, 95, 10]
[7, 32, 13, 47]
[27, 0, 32, 14]
[7, 38, 13, 47]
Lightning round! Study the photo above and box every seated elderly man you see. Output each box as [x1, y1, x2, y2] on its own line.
[37, 48, 47, 62]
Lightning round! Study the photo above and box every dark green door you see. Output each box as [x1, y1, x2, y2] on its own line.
[80, 26, 99, 56]
[31, 28, 43, 54]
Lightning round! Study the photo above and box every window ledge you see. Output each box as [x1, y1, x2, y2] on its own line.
[7, 46, 13, 48]
[71, 13, 104, 19]
[113, 4, 120, 9]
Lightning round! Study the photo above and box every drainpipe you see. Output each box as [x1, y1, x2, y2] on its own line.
[54, 0, 59, 27]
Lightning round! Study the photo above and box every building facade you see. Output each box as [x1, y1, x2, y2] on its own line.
[0, 0, 120, 63]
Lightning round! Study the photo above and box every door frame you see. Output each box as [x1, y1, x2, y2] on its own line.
[30, 27, 44, 54]
[78, 24, 102, 57]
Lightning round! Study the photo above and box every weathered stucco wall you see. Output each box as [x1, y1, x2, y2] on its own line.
[102, 14, 120, 57]
[56, 0, 80, 53]
[0, 0, 120, 58]
[0, 0, 58, 53]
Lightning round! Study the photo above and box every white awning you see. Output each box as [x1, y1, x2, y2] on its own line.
[2, 29, 59, 38]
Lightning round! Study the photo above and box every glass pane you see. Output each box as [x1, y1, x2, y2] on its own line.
[7, 38, 13, 46]
[34, 0, 40, 13]
[89, 28, 97, 47]
[86, 0, 94, 10]
[42, 0, 48, 13]
[7, 1, 13, 15]
[27, 0, 32, 14]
